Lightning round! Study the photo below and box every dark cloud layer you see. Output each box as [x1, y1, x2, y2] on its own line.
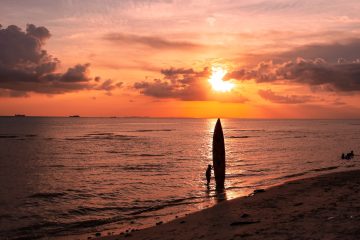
[105, 33, 203, 50]
[277, 39, 360, 63]
[0, 24, 121, 96]
[230, 57, 360, 92]
[258, 89, 315, 104]
[134, 67, 209, 100]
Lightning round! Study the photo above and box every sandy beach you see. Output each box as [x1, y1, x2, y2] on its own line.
[101, 169, 360, 240]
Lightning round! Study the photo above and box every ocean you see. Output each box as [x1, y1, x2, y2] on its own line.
[0, 117, 359, 239]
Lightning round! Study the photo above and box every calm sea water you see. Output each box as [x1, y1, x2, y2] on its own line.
[0, 117, 359, 239]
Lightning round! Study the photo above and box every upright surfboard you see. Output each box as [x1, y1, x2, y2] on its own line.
[213, 118, 225, 189]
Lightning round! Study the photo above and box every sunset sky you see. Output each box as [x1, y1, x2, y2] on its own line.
[1, 0, 360, 118]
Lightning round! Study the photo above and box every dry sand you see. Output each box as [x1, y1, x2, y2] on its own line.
[101, 170, 360, 240]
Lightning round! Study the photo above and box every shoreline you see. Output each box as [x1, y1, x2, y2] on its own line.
[100, 169, 360, 240]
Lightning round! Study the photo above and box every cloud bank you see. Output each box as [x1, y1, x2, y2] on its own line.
[104, 33, 203, 50]
[0, 24, 122, 96]
[134, 67, 209, 100]
[230, 58, 360, 92]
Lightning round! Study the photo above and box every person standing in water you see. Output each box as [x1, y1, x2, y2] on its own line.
[206, 164, 212, 185]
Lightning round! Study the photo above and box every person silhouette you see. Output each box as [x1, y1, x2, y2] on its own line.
[206, 164, 212, 185]
[350, 150, 354, 158]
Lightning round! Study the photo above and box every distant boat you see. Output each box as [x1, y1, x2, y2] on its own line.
[69, 115, 80, 118]
[14, 114, 26, 117]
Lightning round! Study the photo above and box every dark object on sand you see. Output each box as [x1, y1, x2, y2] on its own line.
[230, 220, 260, 226]
[213, 118, 225, 189]
[69, 115, 80, 118]
[14, 114, 26, 117]
[253, 189, 265, 194]
[206, 164, 212, 185]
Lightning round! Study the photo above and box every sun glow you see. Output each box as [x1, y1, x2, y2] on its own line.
[208, 66, 234, 92]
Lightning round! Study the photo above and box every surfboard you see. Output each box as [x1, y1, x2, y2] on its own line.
[213, 118, 225, 189]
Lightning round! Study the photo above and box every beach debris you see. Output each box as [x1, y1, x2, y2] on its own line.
[156, 221, 163, 225]
[294, 202, 303, 206]
[180, 220, 186, 224]
[241, 213, 250, 218]
[230, 220, 260, 226]
[95, 232, 101, 237]
[327, 216, 335, 220]
[253, 189, 265, 194]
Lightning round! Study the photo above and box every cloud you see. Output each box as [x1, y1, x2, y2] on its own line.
[134, 67, 248, 102]
[134, 67, 209, 100]
[230, 57, 360, 92]
[0, 24, 122, 96]
[276, 39, 360, 63]
[258, 89, 316, 104]
[104, 33, 203, 50]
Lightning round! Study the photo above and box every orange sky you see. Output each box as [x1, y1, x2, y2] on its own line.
[1, 0, 360, 118]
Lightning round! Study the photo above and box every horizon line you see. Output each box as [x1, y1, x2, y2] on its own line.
[1, 115, 360, 120]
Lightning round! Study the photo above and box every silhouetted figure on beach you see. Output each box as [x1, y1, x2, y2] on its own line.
[206, 164, 212, 185]
[342, 151, 355, 160]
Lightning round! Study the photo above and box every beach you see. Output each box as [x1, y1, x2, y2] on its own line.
[101, 169, 360, 240]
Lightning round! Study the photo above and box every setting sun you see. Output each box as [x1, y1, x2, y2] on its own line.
[208, 66, 234, 92]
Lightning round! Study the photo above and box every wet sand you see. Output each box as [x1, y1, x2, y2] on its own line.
[101, 170, 360, 240]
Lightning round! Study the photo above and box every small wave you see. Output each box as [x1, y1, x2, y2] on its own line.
[46, 165, 66, 168]
[228, 136, 251, 139]
[85, 133, 114, 136]
[106, 150, 124, 154]
[226, 173, 264, 178]
[65, 134, 136, 141]
[29, 192, 66, 199]
[25, 134, 37, 137]
[0, 135, 18, 138]
[133, 129, 174, 132]
[232, 129, 265, 132]
[112, 153, 166, 157]
[122, 164, 164, 172]
[138, 154, 166, 157]
[68, 206, 137, 216]
[231, 163, 258, 167]
[247, 168, 271, 173]
[280, 172, 308, 179]
[129, 196, 203, 216]
[311, 166, 338, 172]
